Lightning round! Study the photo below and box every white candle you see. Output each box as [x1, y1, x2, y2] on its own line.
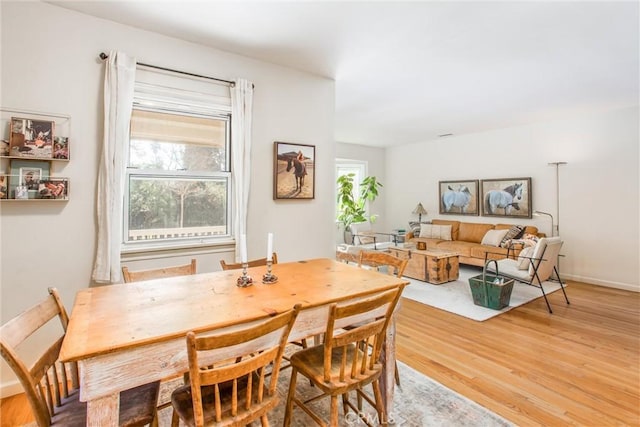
[240, 234, 247, 263]
[267, 233, 273, 261]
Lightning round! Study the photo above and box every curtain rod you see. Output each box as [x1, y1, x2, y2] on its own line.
[99, 52, 236, 86]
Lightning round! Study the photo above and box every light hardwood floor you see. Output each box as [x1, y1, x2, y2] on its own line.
[1, 279, 638, 426]
[396, 279, 640, 426]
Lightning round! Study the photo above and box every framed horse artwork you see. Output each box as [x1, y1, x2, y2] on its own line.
[481, 177, 532, 218]
[439, 179, 479, 216]
[273, 141, 315, 200]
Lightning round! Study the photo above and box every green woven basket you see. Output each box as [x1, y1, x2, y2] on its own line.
[468, 260, 514, 310]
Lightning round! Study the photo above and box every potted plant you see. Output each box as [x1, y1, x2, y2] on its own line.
[336, 173, 383, 243]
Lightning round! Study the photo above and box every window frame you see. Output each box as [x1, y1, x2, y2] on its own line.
[122, 106, 233, 251]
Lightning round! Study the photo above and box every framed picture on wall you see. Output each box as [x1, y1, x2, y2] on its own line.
[481, 177, 532, 218]
[438, 180, 479, 215]
[273, 142, 315, 200]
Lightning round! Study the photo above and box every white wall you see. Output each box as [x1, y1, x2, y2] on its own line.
[0, 1, 335, 394]
[385, 107, 639, 291]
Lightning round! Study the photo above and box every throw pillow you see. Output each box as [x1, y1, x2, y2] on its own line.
[500, 225, 525, 247]
[481, 229, 509, 247]
[521, 233, 539, 247]
[408, 221, 421, 236]
[517, 246, 534, 270]
[418, 224, 452, 240]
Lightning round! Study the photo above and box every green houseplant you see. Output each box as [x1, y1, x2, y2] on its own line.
[336, 173, 383, 242]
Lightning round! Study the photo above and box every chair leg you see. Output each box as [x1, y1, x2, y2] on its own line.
[554, 266, 570, 304]
[356, 385, 363, 410]
[539, 284, 553, 313]
[171, 409, 180, 427]
[283, 367, 299, 426]
[371, 379, 387, 426]
[261, 414, 270, 426]
[394, 361, 400, 387]
[341, 391, 350, 415]
[531, 267, 553, 313]
[330, 395, 339, 426]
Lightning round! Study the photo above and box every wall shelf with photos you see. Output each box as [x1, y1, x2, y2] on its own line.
[0, 107, 71, 201]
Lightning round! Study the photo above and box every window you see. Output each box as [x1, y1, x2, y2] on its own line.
[123, 69, 232, 248]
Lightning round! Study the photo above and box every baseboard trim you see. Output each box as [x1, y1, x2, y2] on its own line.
[563, 273, 639, 292]
[1, 379, 23, 399]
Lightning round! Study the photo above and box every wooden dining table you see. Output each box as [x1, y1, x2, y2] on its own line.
[59, 258, 408, 426]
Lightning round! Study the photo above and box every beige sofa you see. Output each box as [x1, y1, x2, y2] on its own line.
[405, 219, 540, 267]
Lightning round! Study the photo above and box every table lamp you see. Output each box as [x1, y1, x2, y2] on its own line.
[412, 202, 428, 223]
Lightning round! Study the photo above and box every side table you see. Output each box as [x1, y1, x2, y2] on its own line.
[391, 229, 406, 245]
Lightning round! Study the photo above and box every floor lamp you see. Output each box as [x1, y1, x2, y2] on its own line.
[533, 210, 554, 237]
[548, 161, 567, 236]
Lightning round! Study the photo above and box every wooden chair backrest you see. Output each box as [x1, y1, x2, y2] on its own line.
[186, 304, 299, 426]
[358, 250, 408, 278]
[219, 253, 278, 271]
[122, 259, 197, 283]
[0, 288, 79, 427]
[322, 286, 404, 383]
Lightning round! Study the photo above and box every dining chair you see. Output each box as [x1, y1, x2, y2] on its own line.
[219, 252, 278, 270]
[121, 258, 199, 414]
[122, 259, 197, 283]
[0, 288, 160, 427]
[355, 250, 407, 387]
[283, 286, 405, 427]
[358, 250, 408, 278]
[170, 304, 300, 427]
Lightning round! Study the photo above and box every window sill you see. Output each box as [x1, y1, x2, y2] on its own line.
[121, 238, 235, 260]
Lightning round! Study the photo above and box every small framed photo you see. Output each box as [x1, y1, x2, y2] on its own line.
[19, 167, 42, 190]
[0, 174, 7, 199]
[0, 140, 9, 157]
[14, 185, 28, 199]
[39, 178, 68, 199]
[481, 177, 532, 218]
[439, 180, 480, 215]
[53, 136, 69, 160]
[273, 142, 315, 200]
[9, 117, 55, 159]
[9, 159, 49, 199]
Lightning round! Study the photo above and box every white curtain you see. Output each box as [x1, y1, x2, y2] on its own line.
[230, 79, 254, 262]
[92, 51, 136, 283]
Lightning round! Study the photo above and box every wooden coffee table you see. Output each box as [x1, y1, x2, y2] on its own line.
[387, 246, 459, 284]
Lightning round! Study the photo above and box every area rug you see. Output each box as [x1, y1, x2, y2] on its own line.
[150, 359, 513, 426]
[401, 266, 565, 321]
[20, 356, 512, 427]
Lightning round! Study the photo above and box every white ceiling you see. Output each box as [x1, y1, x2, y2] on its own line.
[51, 1, 639, 147]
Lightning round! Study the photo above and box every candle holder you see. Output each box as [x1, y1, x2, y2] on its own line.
[262, 259, 278, 284]
[236, 263, 254, 287]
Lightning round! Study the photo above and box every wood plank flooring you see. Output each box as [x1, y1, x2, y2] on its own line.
[396, 279, 640, 426]
[1, 279, 638, 426]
